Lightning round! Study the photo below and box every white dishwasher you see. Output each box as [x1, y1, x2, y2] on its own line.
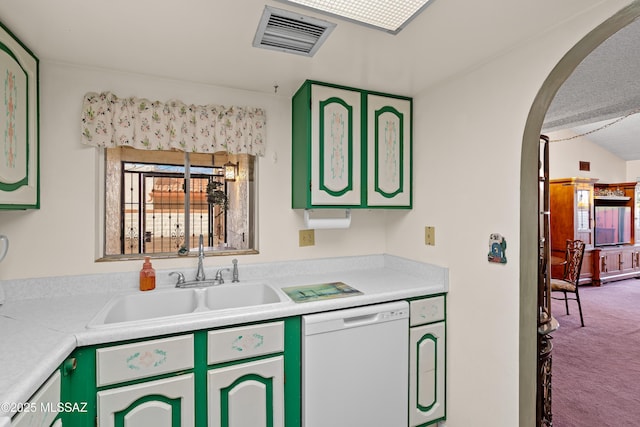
[302, 300, 409, 427]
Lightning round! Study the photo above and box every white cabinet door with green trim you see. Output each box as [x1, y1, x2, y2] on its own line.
[409, 322, 445, 426]
[97, 373, 195, 427]
[367, 94, 412, 207]
[11, 371, 62, 427]
[207, 356, 284, 427]
[310, 84, 362, 206]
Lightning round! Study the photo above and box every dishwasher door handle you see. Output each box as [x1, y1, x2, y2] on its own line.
[343, 313, 380, 327]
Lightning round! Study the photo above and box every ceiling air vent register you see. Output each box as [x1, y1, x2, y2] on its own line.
[253, 6, 336, 57]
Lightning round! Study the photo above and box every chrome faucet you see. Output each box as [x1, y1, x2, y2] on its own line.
[214, 268, 230, 285]
[169, 271, 186, 286]
[195, 234, 205, 282]
[170, 237, 238, 288]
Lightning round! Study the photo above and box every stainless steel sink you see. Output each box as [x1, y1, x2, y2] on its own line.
[87, 283, 285, 328]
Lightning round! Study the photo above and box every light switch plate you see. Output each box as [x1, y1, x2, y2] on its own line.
[299, 229, 315, 247]
[425, 226, 435, 246]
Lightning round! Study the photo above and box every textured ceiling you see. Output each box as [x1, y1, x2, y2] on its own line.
[544, 18, 640, 160]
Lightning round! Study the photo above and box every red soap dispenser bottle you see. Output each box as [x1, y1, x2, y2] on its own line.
[140, 256, 156, 291]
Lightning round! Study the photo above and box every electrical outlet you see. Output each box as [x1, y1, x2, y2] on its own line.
[425, 226, 435, 246]
[299, 229, 315, 247]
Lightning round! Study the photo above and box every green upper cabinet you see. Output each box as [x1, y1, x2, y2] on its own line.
[0, 21, 40, 210]
[292, 80, 412, 209]
[366, 94, 412, 207]
[292, 82, 363, 208]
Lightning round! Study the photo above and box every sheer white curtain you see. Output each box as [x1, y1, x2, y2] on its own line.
[80, 91, 266, 155]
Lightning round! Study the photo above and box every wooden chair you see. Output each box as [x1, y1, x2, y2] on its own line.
[551, 239, 586, 327]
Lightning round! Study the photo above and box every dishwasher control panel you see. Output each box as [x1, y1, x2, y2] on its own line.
[303, 301, 409, 335]
[380, 308, 409, 320]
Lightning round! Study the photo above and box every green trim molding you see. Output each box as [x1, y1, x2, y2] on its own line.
[415, 333, 439, 412]
[114, 394, 182, 427]
[219, 374, 274, 427]
[318, 96, 354, 197]
[374, 105, 404, 199]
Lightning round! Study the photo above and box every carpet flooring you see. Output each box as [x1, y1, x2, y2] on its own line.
[550, 278, 640, 426]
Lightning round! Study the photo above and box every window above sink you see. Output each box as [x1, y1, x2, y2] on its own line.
[101, 147, 257, 260]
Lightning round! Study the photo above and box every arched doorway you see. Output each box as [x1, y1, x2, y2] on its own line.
[520, 2, 640, 425]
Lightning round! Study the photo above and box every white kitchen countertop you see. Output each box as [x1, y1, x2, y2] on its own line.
[0, 254, 447, 420]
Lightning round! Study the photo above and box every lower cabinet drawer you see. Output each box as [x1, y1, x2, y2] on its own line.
[96, 334, 194, 386]
[410, 296, 445, 326]
[208, 321, 284, 364]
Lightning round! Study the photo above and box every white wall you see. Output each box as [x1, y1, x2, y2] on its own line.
[626, 160, 640, 181]
[385, 1, 632, 425]
[0, 62, 388, 279]
[547, 128, 627, 182]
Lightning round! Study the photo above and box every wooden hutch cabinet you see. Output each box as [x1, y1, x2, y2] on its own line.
[549, 177, 597, 284]
[550, 178, 640, 286]
[591, 182, 640, 285]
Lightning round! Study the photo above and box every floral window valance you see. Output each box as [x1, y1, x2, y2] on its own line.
[80, 91, 266, 156]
